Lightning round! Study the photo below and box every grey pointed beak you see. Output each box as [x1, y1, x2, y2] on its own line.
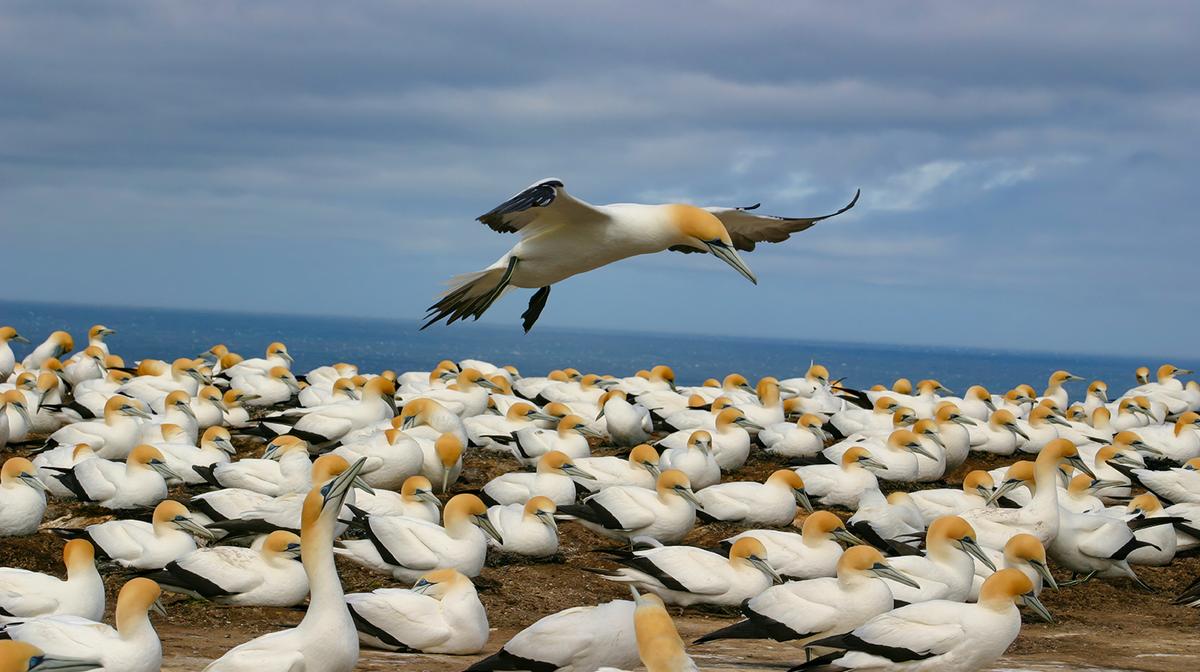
[417, 490, 442, 507]
[11, 334, 31, 344]
[280, 351, 294, 365]
[128, 406, 154, 420]
[987, 479, 1024, 505]
[474, 514, 504, 544]
[954, 416, 977, 426]
[983, 399, 997, 411]
[832, 527, 867, 546]
[1030, 559, 1058, 590]
[1090, 479, 1126, 492]
[529, 412, 559, 423]
[178, 403, 197, 420]
[536, 510, 558, 530]
[150, 597, 168, 617]
[576, 426, 605, 439]
[1023, 591, 1054, 623]
[150, 460, 183, 481]
[675, 485, 703, 508]
[735, 417, 765, 431]
[960, 536, 996, 571]
[478, 379, 501, 391]
[1134, 441, 1163, 456]
[324, 457, 369, 509]
[909, 442, 938, 460]
[401, 414, 417, 429]
[351, 475, 376, 495]
[641, 461, 661, 479]
[1008, 424, 1030, 441]
[175, 515, 218, 540]
[14, 404, 33, 427]
[749, 555, 782, 584]
[214, 438, 237, 455]
[20, 472, 48, 492]
[860, 457, 889, 471]
[563, 464, 595, 480]
[794, 488, 813, 513]
[705, 240, 757, 285]
[1066, 455, 1095, 479]
[872, 562, 921, 589]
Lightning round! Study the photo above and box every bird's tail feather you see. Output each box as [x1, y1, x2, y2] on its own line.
[422, 258, 517, 329]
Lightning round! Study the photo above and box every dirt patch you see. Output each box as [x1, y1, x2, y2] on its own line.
[4, 439, 1199, 671]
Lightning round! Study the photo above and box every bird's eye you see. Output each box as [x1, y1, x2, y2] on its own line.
[320, 483, 333, 496]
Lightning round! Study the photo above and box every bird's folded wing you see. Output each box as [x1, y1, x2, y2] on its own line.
[177, 548, 264, 593]
[88, 521, 151, 560]
[348, 592, 451, 646]
[701, 190, 860, 251]
[752, 583, 841, 632]
[370, 520, 442, 568]
[639, 550, 730, 594]
[592, 488, 657, 529]
[0, 587, 58, 616]
[848, 608, 963, 657]
[477, 178, 607, 234]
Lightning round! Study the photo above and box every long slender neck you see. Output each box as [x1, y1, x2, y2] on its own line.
[301, 513, 344, 620]
[1031, 461, 1060, 510]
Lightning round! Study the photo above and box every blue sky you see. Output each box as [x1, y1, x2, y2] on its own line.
[2, 2, 1197, 358]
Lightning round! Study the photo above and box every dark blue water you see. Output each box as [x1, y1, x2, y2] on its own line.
[2, 300, 1194, 394]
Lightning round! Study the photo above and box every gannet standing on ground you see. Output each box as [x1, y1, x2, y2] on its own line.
[202, 458, 367, 672]
[422, 179, 858, 331]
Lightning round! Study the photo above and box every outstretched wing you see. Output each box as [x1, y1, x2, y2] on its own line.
[700, 189, 860, 252]
[477, 178, 607, 233]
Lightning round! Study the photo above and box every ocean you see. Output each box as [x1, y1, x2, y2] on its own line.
[1, 300, 1194, 395]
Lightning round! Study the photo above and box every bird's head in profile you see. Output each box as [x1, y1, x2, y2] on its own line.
[668, 205, 757, 284]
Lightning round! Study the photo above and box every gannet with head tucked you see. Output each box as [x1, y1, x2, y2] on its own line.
[346, 568, 489, 655]
[0, 540, 104, 623]
[422, 179, 858, 331]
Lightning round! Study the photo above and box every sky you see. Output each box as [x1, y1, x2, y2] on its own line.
[2, 1, 1198, 358]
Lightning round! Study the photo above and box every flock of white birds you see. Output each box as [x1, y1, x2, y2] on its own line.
[0, 324, 1199, 672]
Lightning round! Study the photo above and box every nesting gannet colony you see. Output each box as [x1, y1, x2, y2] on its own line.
[1, 324, 1199, 671]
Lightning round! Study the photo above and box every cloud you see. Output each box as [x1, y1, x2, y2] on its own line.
[0, 1, 1197, 357]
